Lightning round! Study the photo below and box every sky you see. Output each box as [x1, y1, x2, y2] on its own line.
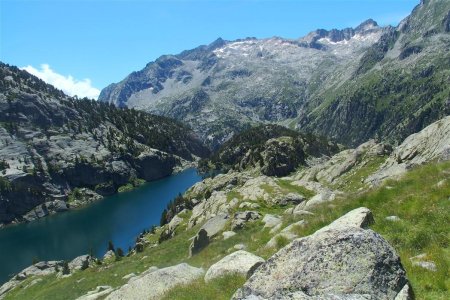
[0, 0, 419, 99]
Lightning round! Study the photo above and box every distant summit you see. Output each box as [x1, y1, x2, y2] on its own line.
[99, 0, 450, 149]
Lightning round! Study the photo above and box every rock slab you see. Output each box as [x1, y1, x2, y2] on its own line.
[106, 263, 203, 300]
[204, 250, 264, 282]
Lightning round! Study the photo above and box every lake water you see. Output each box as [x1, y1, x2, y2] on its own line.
[0, 168, 202, 284]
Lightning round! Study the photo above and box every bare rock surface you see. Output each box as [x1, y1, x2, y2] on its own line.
[106, 263, 204, 300]
[76, 286, 114, 300]
[233, 208, 410, 300]
[368, 116, 450, 185]
[204, 250, 264, 282]
[262, 214, 282, 228]
[189, 214, 228, 256]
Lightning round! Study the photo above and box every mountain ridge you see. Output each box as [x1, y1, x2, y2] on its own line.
[98, 18, 387, 148]
[0, 63, 208, 225]
[99, 0, 450, 149]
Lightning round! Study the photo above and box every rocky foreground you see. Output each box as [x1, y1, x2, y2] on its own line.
[1, 116, 448, 299]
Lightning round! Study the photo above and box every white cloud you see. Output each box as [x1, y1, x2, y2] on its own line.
[21, 64, 100, 99]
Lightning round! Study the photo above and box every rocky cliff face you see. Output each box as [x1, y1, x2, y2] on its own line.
[99, 0, 450, 149]
[0, 63, 209, 225]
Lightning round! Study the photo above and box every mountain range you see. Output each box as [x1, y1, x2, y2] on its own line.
[0, 0, 450, 299]
[99, 0, 450, 149]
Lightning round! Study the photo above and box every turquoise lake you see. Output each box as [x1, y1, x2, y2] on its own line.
[0, 168, 202, 284]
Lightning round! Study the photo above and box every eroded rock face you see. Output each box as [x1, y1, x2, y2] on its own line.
[0, 64, 208, 225]
[204, 250, 264, 282]
[106, 263, 204, 300]
[233, 208, 411, 300]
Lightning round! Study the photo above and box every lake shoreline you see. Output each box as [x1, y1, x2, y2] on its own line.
[0, 160, 200, 230]
[0, 168, 203, 285]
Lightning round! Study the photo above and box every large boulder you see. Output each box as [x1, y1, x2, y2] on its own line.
[204, 250, 265, 282]
[106, 263, 204, 300]
[189, 214, 228, 256]
[188, 191, 229, 228]
[262, 214, 282, 229]
[69, 254, 91, 271]
[233, 208, 411, 300]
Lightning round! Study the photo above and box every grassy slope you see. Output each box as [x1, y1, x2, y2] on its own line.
[4, 161, 450, 300]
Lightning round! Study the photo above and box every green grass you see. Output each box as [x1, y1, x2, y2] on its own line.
[117, 183, 133, 193]
[289, 161, 450, 299]
[4, 161, 450, 299]
[161, 274, 246, 300]
[276, 179, 315, 198]
[332, 155, 387, 192]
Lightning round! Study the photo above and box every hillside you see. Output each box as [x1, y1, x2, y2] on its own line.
[98, 0, 450, 148]
[199, 124, 340, 176]
[0, 63, 208, 226]
[2, 116, 448, 300]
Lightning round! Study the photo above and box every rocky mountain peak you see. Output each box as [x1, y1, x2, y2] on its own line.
[99, 0, 449, 150]
[355, 19, 379, 33]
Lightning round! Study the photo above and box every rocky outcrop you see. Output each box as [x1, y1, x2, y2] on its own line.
[231, 211, 261, 231]
[69, 255, 92, 271]
[294, 140, 391, 186]
[0, 63, 208, 225]
[262, 214, 282, 229]
[368, 116, 450, 185]
[0, 260, 64, 298]
[233, 208, 411, 300]
[76, 286, 114, 300]
[189, 214, 228, 256]
[204, 250, 264, 282]
[316, 207, 374, 232]
[106, 263, 204, 300]
[188, 191, 230, 229]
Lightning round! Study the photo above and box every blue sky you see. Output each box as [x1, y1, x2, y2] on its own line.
[1, 0, 418, 98]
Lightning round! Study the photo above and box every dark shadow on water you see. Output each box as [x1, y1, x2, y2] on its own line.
[0, 168, 202, 284]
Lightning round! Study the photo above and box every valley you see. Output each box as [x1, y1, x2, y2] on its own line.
[0, 0, 449, 299]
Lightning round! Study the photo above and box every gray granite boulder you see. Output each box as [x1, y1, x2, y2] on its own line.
[189, 214, 228, 256]
[233, 208, 411, 300]
[262, 214, 282, 229]
[205, 250, 264, 282]
[69, 254, 91, 271]
[106, 263, 203, 300]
